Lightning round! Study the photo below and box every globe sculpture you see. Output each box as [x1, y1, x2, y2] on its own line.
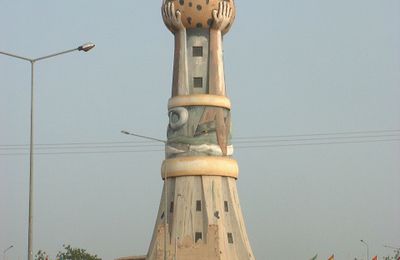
[163, 0, 235, 34]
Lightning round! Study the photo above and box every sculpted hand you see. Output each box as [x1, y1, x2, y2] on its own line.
[162, 1, 185, 32]
[212, 1, 233, 31]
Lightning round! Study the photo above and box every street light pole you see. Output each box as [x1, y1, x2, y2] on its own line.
[361, 239, 370, 260]
[0, 42, 95, 260]
[3, 245, 14, 260]
[28, 59, 34, 260]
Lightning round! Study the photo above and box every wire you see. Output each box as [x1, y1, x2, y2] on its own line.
[236, 138, 400, 149]
[1, 133, 399, 151]
[0, 138, 398, 156]
[0, 143, 163, 151]
[1, 129, 399, 149]
[0, 140, 156, 147]
[233, 133, 400, 144]
[0, 149, 164, 156]
[234, 129, 400, 140]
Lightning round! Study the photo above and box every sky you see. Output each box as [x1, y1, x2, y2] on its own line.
[0, 0, 399, 259]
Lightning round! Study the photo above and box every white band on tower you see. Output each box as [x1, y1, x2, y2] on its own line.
[168, 94, 231, 110]
[161, 156, 239, 179]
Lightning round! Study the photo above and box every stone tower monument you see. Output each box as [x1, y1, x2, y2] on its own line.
[146, 1, 255, 259]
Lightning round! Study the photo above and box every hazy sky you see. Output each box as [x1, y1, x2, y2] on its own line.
[1, 0, 399, 259]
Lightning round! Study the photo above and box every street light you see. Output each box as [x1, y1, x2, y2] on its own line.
[120, 130, 166, 143]
[361, 239, 370, 260]
[78, 42, 95, 52]
[384, 245, 400, 259]
[3, 245, 14, 260]
[121, 130, 167, 259]
[0, 42, 95, 260]
[384, 245, 400, 250]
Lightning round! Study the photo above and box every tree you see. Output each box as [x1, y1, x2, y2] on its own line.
[383, 249, 400, 260]
[35, 250, 49, 260]
[56, 244, 101, 260]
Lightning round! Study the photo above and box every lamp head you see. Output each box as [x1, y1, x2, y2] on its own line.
[78, 42, 95, 52]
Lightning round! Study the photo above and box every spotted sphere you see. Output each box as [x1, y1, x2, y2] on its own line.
[164, 0, 236, 34]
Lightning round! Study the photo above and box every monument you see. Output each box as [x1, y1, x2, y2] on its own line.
[146, 0, 255, 259]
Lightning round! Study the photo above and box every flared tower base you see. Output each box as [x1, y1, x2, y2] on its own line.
[146, 158, 254, 260]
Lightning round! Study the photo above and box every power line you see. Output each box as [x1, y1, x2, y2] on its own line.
[234, 129, 400, 140]
[236, 138, 400, 149]
[0, 132, 399, 151]
[0, 138, 398, 156]
[0, 149, 164, 156]
[0, 143, 163, 151]
[1, 129, 399, 149]
[0, 140, 156, 147]
[233, 133, 400, 144]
